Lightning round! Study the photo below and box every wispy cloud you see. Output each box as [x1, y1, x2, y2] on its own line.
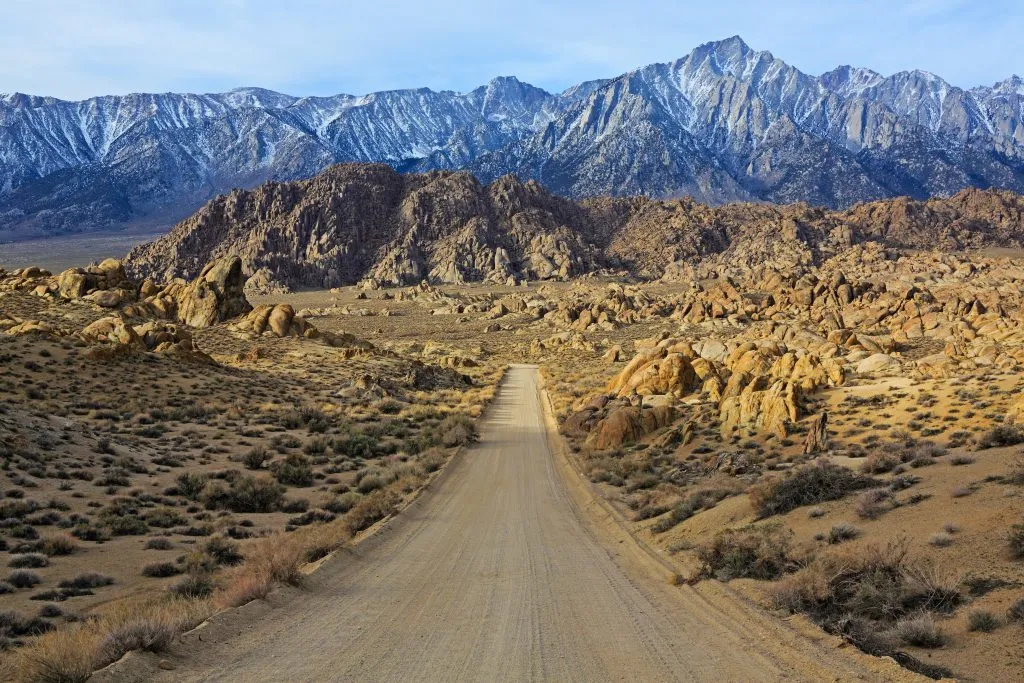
[0, 0, 1020, 99]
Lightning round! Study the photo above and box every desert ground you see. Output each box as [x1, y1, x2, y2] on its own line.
[0, 248, 1022, 682]
[0, 231, 163, 274]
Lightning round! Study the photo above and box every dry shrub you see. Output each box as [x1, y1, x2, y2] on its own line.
[652, 484, 739, 533]
[977, 424, 1024, 449]
[771, 540, 960, 672]
[860, 451, 899, 474]
[242, 534, 306, 587]
[1008, 598, 1024, 623]
[298, 520, 352, 563]
[855, 488, 895, 520]
[214, 531, 313, 610]
[966, 609, 1001, 632]
[419, 447, 446, 473]
[892, 613, 947, 648]
[435, 413, 477, 448]
[1009, 523, 1024, 559]
[14, 625, 99, 683]
[827, 523, 860, 545]
[168, 574, 214, 599]
[15, 597, 212, 683]
[749, 461, 878, 518]
[772, 541, 960, 615]
[344, 488, 401, 535]
[214, 568, 272, 610]
[40, 535, 78, 557]
[1008, 455, 1024, 485]
[94, 597, 211, 667]
[696, 524, 795, 581]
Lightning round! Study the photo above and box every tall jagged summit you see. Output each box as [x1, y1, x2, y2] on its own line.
[3, 36, 1024, 239]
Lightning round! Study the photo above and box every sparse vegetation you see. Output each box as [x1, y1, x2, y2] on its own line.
[1009, 523, 1024, 559]
[966, 609, 1001, 632]
[893, 613, 947, 648]
[749, 462, 878, 518]
[977, 424, 1024, 449]
[696, 525, 794, 581]
[772, 542, 960, 675]
[827, 523, 860, 545]
[5, 217, 1024, 683]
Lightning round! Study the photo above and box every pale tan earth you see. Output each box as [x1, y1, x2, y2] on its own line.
[94, 366, 918, 683]
[3, 247, 1024, 682]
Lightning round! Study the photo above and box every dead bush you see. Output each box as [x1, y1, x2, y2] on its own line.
[977, 424, 1024, 449]
[772, 540, 960, 666]
[14, 625, 98, 683]
[243, 534, 305, 587]
[696, 524, 794, 581]
[749, 461, 878, 518]
[892, 613, 947, 648]
[855, 488, 895, 520]
[344, 488, 401, 535]
[1009, 523, 1024, 560]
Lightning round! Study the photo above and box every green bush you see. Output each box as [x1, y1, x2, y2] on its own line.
[243, 446, 269, 470]
[434, 414, 477, 448]
[273, 453, 314, 487]
[201, 476, 284, 513]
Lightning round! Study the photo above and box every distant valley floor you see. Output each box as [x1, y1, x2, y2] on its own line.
[0, 229, 165, 272]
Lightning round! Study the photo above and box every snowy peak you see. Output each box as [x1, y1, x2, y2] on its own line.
[985, 75, 1024, 97]
[3, 36, 1024, 240]
[691, 35, 756, 77]
[219, 87, 300, 109]
[820, 65, 885, 97]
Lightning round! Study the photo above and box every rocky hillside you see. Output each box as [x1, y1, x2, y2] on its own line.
[5, 37, 1024, 238]
[124, 163, 1024, 290]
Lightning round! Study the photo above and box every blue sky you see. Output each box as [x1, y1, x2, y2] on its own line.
[2, 0, 1021, 99]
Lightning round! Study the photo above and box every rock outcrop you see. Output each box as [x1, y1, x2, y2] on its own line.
[124, 163, 1024, 291]
[232, 304, 315, 339]
[174, 256, 251, 328]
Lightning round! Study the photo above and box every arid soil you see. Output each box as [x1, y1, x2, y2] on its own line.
[0, 261, 499, 680]
[1, 237, 1023, 681]
[91, 366, 919, 683]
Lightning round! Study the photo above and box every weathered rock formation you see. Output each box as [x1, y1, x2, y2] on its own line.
[124, 163, 1024, 291]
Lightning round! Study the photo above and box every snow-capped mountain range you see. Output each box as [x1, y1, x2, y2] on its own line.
[2, 36, 1023, 239]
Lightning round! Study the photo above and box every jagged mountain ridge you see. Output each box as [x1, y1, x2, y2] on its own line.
[5, 36, 1024, 239]
[124, 162, 1024, 291]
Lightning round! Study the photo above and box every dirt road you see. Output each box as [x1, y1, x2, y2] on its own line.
[114, 365, 917, 682]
